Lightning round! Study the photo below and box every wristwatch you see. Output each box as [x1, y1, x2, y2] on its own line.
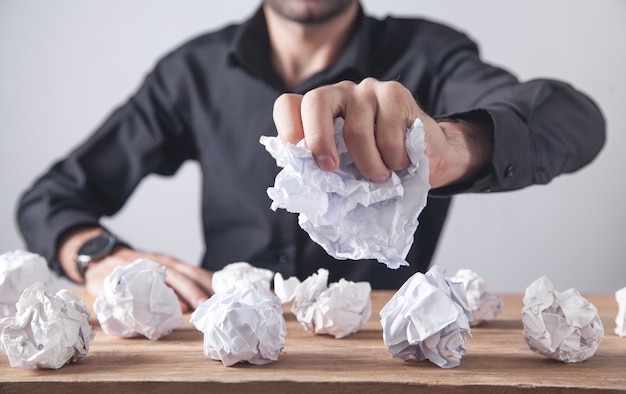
[76, 232, 119, 279]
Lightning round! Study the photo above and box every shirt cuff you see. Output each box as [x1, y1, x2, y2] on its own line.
[429, 106, 533, 196]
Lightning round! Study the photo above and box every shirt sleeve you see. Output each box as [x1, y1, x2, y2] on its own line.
[16, 52, 197, 275]
[423, 28, 606, 195]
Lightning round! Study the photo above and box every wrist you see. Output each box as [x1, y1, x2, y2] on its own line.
[58, 227, 127, 283]
[431, 119, 493, 188]
[58, 227, 105, 283]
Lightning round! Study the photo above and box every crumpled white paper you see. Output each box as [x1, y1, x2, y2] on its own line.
[273, 271, 301, 303]
[449, 269, 502, 326]
[379, 266, 472, 368]
[190, 279, 286, 367]
[275, 269, 372, 339]
[212, 262, 273, 294]
[93, 259, 183, 340]
[521, 276, 604, 363]
[260, 117, 430, 269]
[0, 250, 56, 318]
[0, 282, 94, 369]
[616, 287, 626, 337]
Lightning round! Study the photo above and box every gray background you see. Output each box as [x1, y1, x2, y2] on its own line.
[1, 0, 624, 292]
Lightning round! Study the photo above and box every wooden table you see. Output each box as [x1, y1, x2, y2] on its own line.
[1, 291, 625, 393]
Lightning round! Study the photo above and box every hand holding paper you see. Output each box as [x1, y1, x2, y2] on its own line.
[260, 117, 429, 269]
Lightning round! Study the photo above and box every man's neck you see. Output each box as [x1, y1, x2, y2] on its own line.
[264, 2, 359, 90]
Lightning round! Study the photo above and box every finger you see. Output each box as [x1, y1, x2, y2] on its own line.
[177, 298, 190, 314]
[190, 268, 214, 296]
[301, 83, 354, 171]
[150, 254, 215, 296]
[174, 266, 214, 296]
[163, 267, 212, 310]
[273, 93, 305, 145]
[374, 83, 413, 171]
[342, 84, 391, 182]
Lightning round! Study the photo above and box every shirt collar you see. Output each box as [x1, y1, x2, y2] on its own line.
[227, 4, 371, 92]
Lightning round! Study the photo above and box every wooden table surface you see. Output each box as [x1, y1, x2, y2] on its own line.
[1, 290, 625, 393]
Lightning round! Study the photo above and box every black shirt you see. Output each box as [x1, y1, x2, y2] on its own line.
[17, 6, 605, 289]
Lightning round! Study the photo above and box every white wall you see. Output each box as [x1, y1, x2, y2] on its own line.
[1, 0, 624, 292]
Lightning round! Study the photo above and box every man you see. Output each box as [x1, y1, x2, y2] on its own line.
[17, 1, 605, 312]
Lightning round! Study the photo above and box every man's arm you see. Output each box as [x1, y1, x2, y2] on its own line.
[272, 34, 605, 192]
[422, 28, 605, 194]
[17, 51, 213, 311]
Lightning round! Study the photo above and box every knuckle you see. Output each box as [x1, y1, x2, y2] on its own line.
[356, 78, 379, 100]
[379, 80, 410, 98]
[388, 156, 411, 171]
[359, 77, 378, 89]
[272, 93, 289, 113]
[274, 92, 290, 105]
[303, 81, 352, 107]
[376, 134, 403, 153]
[273, 93, 300, 119]
[301, 88, 326, 110]
[378, 146, 408, 171]
[334, 80, 356, 90]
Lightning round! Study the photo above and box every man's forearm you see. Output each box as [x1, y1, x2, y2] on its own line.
[427, 119, 493, 189]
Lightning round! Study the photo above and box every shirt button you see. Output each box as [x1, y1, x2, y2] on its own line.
[480, 187, 491, 193]
[504, 165, 514, 178]
[278, 254, 289, 264]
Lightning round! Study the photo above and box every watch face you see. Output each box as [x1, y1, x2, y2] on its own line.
[78, 233, 116, 263]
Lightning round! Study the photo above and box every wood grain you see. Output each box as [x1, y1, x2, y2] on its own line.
[1, 291, 624, 393]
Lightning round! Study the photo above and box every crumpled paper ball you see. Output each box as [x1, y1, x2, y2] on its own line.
[449, 269, 502, 326]
[190, 279, 286, 367]
[0, 282, 94, 369]
[521, 276, 604, 363]
[93, 259, 183, 340]
[273, 271, 301, 302]
[379, 266, 472, 368]
[212, 262, 273, 294]
[0, 250, 56, 318]
[275, 269, 372, 339]
[616, 287, 626, 337]
[260, 117, 430, 269]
